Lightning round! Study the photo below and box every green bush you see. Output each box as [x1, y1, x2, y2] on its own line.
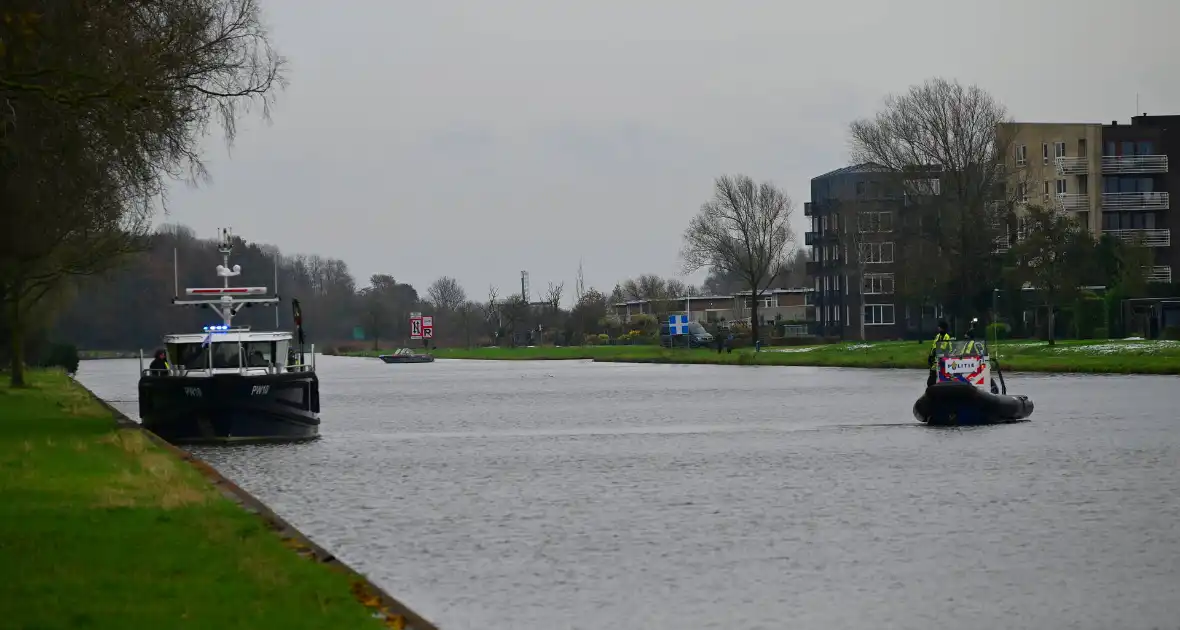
[37, 343, 80, 375]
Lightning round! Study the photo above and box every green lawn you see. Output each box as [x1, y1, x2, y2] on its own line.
[345, 339, 1180, 374]
[0, 370, 394, 630]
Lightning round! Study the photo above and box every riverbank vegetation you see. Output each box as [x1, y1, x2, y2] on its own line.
[343, 339, 1180, 375]
[0, 370, 390, 629]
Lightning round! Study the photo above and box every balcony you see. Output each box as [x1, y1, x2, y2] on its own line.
[992, 233, 1010, 253]
[1105, 228, 1171, 248]
[1101, 155, 1168, 174]
[804, 202, 814, 217]
[805, 231, 840, 246]
[1146, 266, 1172, 284]
[1055, 155, 1169, 176]
[1101, 191, 1169, 211]
[1055, 193, 1090, 212]
[1054, 157, 1090, 176]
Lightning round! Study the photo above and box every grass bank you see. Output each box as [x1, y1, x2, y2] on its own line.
[0, 370, 412, 630]
[345, 339, 1180, 374]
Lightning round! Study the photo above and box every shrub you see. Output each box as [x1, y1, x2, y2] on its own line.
[38, 343, 80, 375]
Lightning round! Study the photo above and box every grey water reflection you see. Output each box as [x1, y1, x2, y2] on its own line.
[79, 356, 1180, 630]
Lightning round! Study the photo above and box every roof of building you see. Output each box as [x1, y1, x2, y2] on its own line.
[812, 162, 891, 180]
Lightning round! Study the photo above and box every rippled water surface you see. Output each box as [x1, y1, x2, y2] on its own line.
[81, 356, 1180, 630]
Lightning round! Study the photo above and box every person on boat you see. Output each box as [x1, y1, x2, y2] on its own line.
[961, 321, 1003, 394]
[148, 349, 169, 373]
[927, 320, 953, 387]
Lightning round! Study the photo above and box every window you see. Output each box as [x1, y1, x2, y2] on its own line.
[864, 304, 896, 325]
[1054, 141, 1066, 158]
[860, 242, 895, 264]
[1137, 140, 1155, 155]
[1104, 141, 1116, 156]
[1122, 141, 1136, 156]
[243, 341, 275, 368]
[856, 181, 866, 196]
[211, 342, 241, 369]
[1056, 179, 1067, 194]
[1017, 183, 1027, 203]
[1043, 180, 1051, 199]
[1015, 144, 1027, 165]
[905, 178, 941, 196]
[863, 273, 895, 295]
[858, 211, 894, 233]
[1042, 143, 1049, 164]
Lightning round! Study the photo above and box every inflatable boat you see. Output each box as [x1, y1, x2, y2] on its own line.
[913, 339, 1034, 426]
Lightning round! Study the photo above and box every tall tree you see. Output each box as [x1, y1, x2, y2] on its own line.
[0, 0, 285, 385]
[680, 174, 796, 345]
[847, 77, 1022, 329]
[426, 276, 466, 312]
[1006, 205, 1089, 345]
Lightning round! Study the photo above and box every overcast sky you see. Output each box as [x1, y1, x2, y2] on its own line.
[158, 0, 1180, 305]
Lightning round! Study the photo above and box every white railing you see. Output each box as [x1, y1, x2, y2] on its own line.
[1055, 193, 1090, 211]
[1105, 228, 1171, 247]
[1146, 266, 1172, 284]
[1055, 157, 1089, 175]
[1101, 155, 1168, 174]
[992, 234, 1009, 253]
[1055, 155, 1168, 175]
[1101, 191, 1169, 211]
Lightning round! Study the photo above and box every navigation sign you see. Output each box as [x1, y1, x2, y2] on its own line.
[422, 316, 434, 339]
[409, 312, 423, 340]
[669, 314, 690, 336]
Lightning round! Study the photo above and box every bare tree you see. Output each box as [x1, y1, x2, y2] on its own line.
[426, 276, 466, 312]
[574, 260, 586, 302]
[681, 174, 796, 345]
[545, 282, 564, 311]
[847, 77, 1022, 328]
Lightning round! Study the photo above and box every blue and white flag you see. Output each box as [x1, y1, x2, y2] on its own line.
[201, 332, 213, 347]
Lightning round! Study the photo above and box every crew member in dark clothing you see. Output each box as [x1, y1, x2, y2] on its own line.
[148, 349, 169, 373]
[927, 320, 952, 388]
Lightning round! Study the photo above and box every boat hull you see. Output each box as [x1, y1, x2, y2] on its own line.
[913, 381, 1034, 426]
[377, 355, 434, 364]
[138, 371, 320, 444]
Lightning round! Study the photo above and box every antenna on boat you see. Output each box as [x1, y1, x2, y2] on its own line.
[274, 254, 280, 329]
[171, 227, 280, 328]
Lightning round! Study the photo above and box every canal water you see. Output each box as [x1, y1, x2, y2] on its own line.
[80, 356, 1180, 630]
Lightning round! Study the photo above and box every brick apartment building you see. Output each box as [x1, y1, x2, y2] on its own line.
[805, 163, 921, 340]
[998, 114, 1176, 284]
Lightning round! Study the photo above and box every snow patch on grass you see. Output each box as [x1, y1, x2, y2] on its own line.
[1050, 340, 1180, 355]
[767, 347, 816, 353]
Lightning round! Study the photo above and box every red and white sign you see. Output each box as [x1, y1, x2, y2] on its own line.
[409, 312, 423, 340]
[422, 316, 434, 339]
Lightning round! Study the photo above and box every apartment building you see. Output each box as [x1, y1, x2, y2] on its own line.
[999, 116, 1175, 284]
[805, 163, 907, 340]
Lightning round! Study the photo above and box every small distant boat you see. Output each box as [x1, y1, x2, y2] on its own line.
[377, 348, 435, 364]
[913, 338, 1034, 426]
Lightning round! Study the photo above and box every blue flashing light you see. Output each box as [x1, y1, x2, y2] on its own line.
[202, 324, 231, 332]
